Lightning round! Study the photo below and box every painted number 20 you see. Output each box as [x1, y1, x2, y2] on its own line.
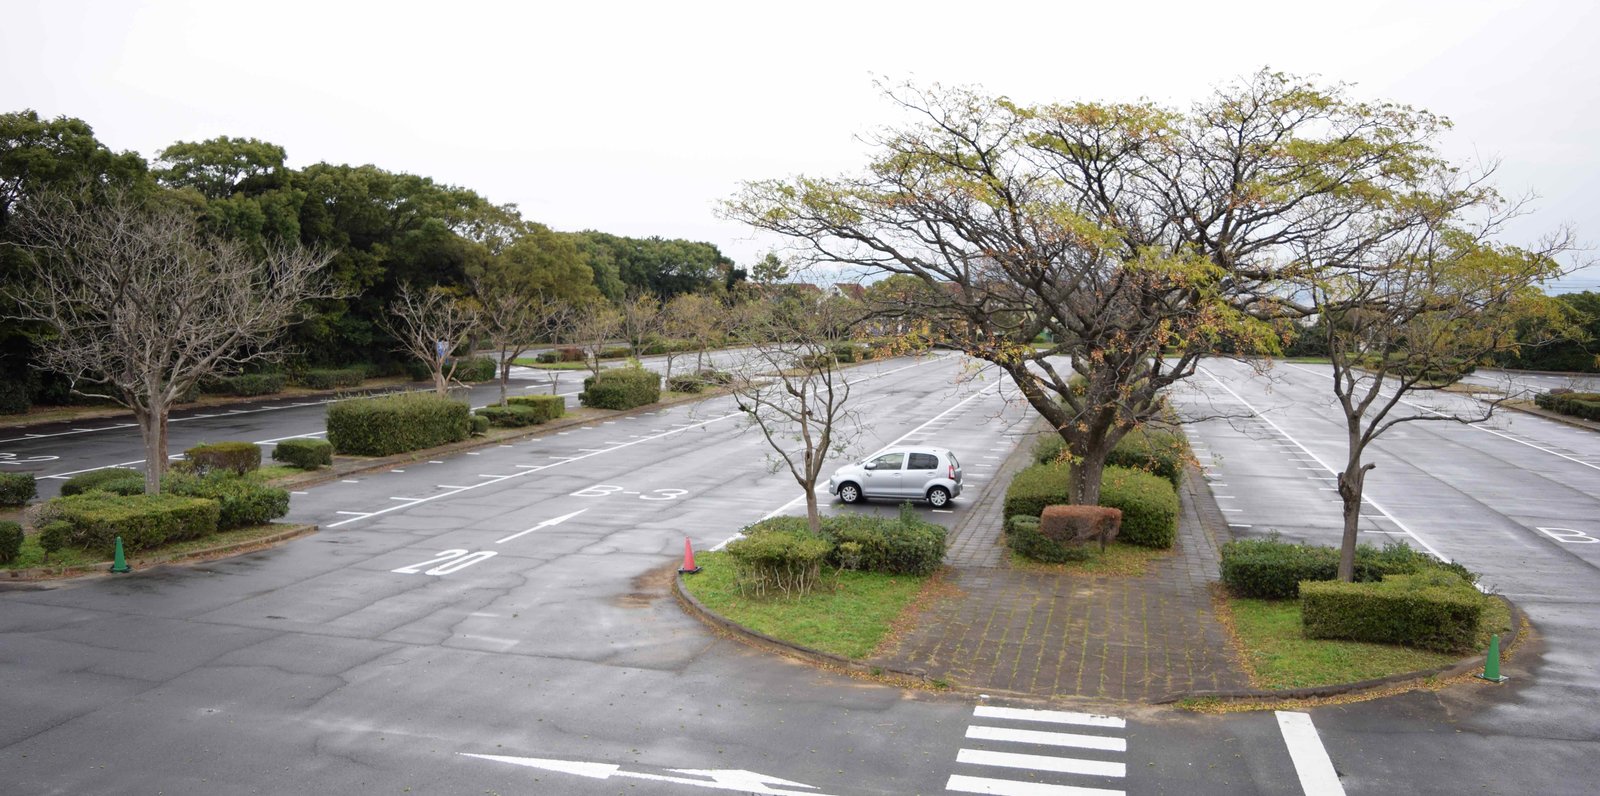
[392, 549, 498, 576]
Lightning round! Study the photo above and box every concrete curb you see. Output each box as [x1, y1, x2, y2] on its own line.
[0, 522, 318, 587]
[1156, 595, 1528, 704]
[1496, 399, 1600, 434]
[671, 571, 937, 689]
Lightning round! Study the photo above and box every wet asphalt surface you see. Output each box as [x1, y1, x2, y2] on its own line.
[1, 354, 1596, 794]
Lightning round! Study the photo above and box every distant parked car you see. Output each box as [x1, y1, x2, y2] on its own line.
[827, 447, 963, 507]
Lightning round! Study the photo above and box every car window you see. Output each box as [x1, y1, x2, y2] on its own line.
[908, 452, 939, 470]
[869, 453, 905, 470]
[948, 452, 960, 469]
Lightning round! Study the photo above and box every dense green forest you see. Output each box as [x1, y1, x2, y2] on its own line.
[0, 110, 748, 411]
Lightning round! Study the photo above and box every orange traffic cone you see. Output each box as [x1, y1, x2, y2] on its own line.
[678, 537, 701, 574]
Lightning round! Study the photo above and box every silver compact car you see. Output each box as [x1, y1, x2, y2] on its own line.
[827, 447, 964, 507]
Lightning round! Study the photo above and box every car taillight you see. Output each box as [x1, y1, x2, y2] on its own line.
[948, 464, 956, 479]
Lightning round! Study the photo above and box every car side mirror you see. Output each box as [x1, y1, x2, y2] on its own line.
[864, 462, 877, 471]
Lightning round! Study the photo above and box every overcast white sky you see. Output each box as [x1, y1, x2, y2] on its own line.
[4, 0, 1598, 287]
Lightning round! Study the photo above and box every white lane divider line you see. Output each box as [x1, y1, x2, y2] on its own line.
[1275, 711, 1346, 796]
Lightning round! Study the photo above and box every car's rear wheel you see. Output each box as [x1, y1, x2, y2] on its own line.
[927, 486, 951, 507]
[838, 483, 863, 504]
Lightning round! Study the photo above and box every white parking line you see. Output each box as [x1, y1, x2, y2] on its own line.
[1275, 711, 1346, 796]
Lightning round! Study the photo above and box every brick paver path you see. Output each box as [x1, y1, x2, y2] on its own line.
[871, 438, 1249, 702]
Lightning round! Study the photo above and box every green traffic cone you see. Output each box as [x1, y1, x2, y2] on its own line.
[1477, 633, 1507, 683]
[109, 536, 131, 574]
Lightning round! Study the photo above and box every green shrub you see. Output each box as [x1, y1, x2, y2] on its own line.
[272, 438, 333, 469]
[1105, 426, 1189, 488]
[1005, 514, 1091, 563]
[580, 368, 661, 410]
[185, 441, 262, 475]
[216, 373, 287, 397]
[820, 512, 947, 576]
[1097, 466, 1178, 548]
[831, 343, 860, 363]
[453, 356, 499, 382]
[1032, 435, 1066, 465]
[598, 346, 632, 359]
[1535, 391, 1600, 421]
[1300, 572, 1486, 652]
[326, 393, 470, 456]
[1003, 462, 1072, 518]
[61, 467, 145, 497]
[470, 414, 490, 435]
[165, 471, 289, 530]
[476, 404, 544, 427]
[0, 472, 37, 506]
[38, 520, 70, 561]
[666, 375, 704, 393]
[40, 492, 220, 555]
[725, 530, 833, 597]
[0, 520, 21, 564]
[96, 477, 147, 496]
[1219, 538, 1468, 598]
[297, 368, 365, 390]
[505, 394, 565, 422]
[696, 368, 733, 385]
[795, 352, 838, 370]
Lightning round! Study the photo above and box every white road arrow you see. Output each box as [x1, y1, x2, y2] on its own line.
[494, 508, 588, 544]
[460, 753, 833, 795]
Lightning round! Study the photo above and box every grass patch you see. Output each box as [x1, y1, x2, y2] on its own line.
[1276, 356, 1331, 364]
[682, 550, 929, 660]
[1222, 593, 1512, 690]
[249, 465, 306, 481]
[1007, 540, 1170, 577]
[2, 522, 300, 572]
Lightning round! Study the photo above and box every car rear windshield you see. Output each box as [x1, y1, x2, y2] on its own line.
[949, 452, 960, 469]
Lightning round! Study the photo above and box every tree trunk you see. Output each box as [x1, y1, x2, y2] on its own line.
[498, 347, 511, 406]
[1336, 461, 1369, 582]
[433, 366, 447, 397]
[803, 482, 822, 536]
[1068, 445, 1108, 506]
[136, 406, 167, 495]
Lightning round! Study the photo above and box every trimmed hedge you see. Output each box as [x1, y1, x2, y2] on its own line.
[741, 511, 949, 577]
[476, 404, 545, 427]
[1535, 391, 1600, 421]
[1003, 462, 1073, 518]
[1219, 538, 1467, 599]
[506, 394, 565, 422]
[0, 472, 37, 506]
[470, 414, 490, 435]
[326, 393, 471, 456]
[820, 511, 947, 576]
[1005, 514, 1091, 563]
[297, 368, 365, 390]
[1098, 467, 1178, 548]
[1032, 426, 1190, 487]
[1301, 572, 1486, 652]
[0, 520, 21, 563]
[41, 492, 220, 555]
[0, 379, 29, 414]
[272, 438, 333, 469]
[696, 368, 734, 386]
[37, 520, 70, 561]
[1003, 462, 1177, 548]
[580, 368, 661, 410]
[164, 472, 289, 530]
[212, 373, 287, 397]
[598, 346, 632, 360]
[666, 375, 704, 393]
[185, 441, 262, 475]
[61, 467, 145, 497]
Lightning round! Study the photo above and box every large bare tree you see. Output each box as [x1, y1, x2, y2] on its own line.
[467, 272, 572, 406]
[5, 190, 335, 493]
[383, 283, 481, 397]
[726, 296, 865, 534]
[572, 301, 622, 378]
[728, 72, 1489, 504]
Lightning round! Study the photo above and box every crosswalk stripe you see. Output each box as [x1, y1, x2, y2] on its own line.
[974, 706, 1126, 729]
[956, 749, 1125, 778]
[966, 725, 1126, 752]
[946, 774, 1125, 796]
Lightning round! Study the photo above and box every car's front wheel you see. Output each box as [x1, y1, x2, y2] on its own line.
[838, 482, 863, 504]
[926, 486, 951, 507]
